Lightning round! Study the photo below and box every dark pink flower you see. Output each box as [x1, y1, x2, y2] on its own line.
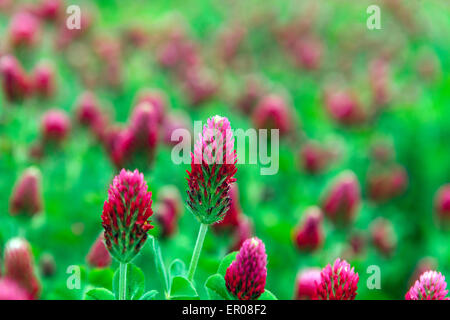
[293, 206, 324, 252]
[37, 0, 62, 21]
[0, 278, 31, 300]
[39, 253, 56, 277]
[324, 88, 367, 126]
[187, 115, 237, 225]
[434, 184, 450, 225]
[9, 11, 41, 48]
[156, 186, 183, 238]
[101, 169, 153, 263]
[4, 238, 41, 299]
[182, 66, 218, 106]
[317, 258, 359, 300]
[406, 271, 449, 300]
[75, 91, 108, 140]
[0, 55, 32, 102]
[367, 165, 408, 202]
[292, 36, 322, 70]
[213, 183, 242, 231]
[321, 171, 361, 224]
[136, 89, 168, 124]
[41, 109, 71, 143]
[32, 61, 56, 99]
[408, 257, 438, 287]
[299, 141, 331, 174]
[225, 237, 267, 300]
[295, 268, 321, 300]
[86, 233, 112, 268]
[162, 111, 192, 147]
[252, 94, 293, 136]
[9, 167, 43, 217]
[370, 217, 396, 257]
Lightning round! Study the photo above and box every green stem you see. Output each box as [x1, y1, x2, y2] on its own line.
[119, 262, 128, 300]
[187, 223, 208, 282]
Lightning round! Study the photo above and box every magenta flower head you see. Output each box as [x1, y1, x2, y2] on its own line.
[292, 36, 322, 70]
[101, 169, 153, 263]
[0, 278, 31, 300]
[295, 268, 321, 300]
[252, 94, 293, 137]
[4, 237, 41, 299]
[0, 55, 32, 102]
[156, 186, 183, 238]
[406, 271, 449, 300]
[32, 61, 56, 99]
[367, 165, 408, 203]
[317, 258, 359, 300]
[370, 217, 397, 257]
[136, 88, 168, 124]
[187, 115, 237, 225]
[293, 206, 324, 252]
[41, 109, 70, 144]
[321, 170, 361, 224]
[299, 141, 331, 174]
[434, 184, 450, 226]
[324, 88, 367, 126]
[86, 233, 112, 268]
[9, 10, 41, 48]
[225, 237, 267, 300]
[37, 0, 62, 21]
[9, 167, 43, 217]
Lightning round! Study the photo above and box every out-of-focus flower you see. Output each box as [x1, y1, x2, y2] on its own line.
[39, 253, 56, 277]
[4, 238, 41, 299]
[9, 11, 41, 48]
[55, 10, 93, 50]
[86, 233, 111, 268]
[0, 278, 31, 300]
[321, 170, 361, 224]
[405, 270, 449, 300]
[75, 91, 108, 141]
[293, 206, 324, 252]
[294, 268, 321, 300]
[32, 61, 56, 99]
[434, 184, 450, 226]
[37, 0, 62, 21]
[217, 24, 247, 64]
[370, 139, 394, 163]
[156, 186, 183, 238]
[324, 88, 367, 126]
[181, 66, 218, 106]
[317, 258, 359, 300]
[135, 89, 168, 124]
[252, 94, 294, 137]
[213, 183, 242, 231]
[408, 257, 438, 288]
[236, 76, 265, 115]
[225, 237, 267, 300]
[9, 167, 43, 217]
[370, 217, 396, 257]
[0, 55, 32, 102]
[291, 36, 322, 70]
[299, 141, 332, 174]
[229, 216, 254, 252]
[348, 231, 367, 257]
[369, 58, 391, 106]
[162, 111, 192, 147]
[101, 169, 153, 263]
[187, 116, 237, 225]
[41, 109, 71, 144]
[367, 165, 408, 202]
[416, 49, 441, 81]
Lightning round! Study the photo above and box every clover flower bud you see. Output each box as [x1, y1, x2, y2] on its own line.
[9, 167, 43, 217]
[295, 268, 321, 300]
[41, 109, 70, 144]
[86, 233, 111, 268]
[406, 271, 449, 300]
[317, 258, 359, 300]
[0, 55, 32, 102]
[293, 206, 324, 252]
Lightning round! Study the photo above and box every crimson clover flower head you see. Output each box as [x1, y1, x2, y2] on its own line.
[405, 270, 449, 300]
[434, 184, 450, 226]
[294, 206, 324, 252]
[9, 167, 43, 217]
[295, 267, 321, 300]
[136, 88, 167, 124]
[317, 258, 359, 300]
[321, 170, 361, 224]
[101, 169, 153, 263]
[33, 61, 55, 99]
[9, 10, 41, 48]
[187, 115, 237, 225]
[370, 217, 397, 257]
[252, 94, 293, 136]
[225, 237, 267, 300]
[4, 237, 41, 299]
[86, 233, 112, 268]
[0, 278, 31, 300]
[41, 109, 71, 143]
[0, 54, 32, 102]
[156, 185, 183, 238]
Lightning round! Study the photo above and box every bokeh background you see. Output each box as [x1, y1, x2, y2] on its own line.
[0, 0, 450, 300]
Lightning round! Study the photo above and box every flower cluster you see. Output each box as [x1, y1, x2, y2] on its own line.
[225, 237, 267, 300]
[101, 169, 153, 263]
[405, 270, 448, 300]
[317, 258, 359, 300]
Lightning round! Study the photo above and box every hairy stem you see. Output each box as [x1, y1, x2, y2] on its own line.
[187, 223, 208, 281]
[119, 262, 128, 300]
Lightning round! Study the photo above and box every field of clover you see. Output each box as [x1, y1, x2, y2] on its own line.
[0, 0, 450, 301]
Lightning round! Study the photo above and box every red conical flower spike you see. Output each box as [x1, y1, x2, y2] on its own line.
[295, 268, 321, 300]
[0, 55, 32, 102]
[4, 238, 41, 299]
[9, 167, 43, 217]
[187, 115, 237, 225]
[41, 109, 71, 144]
[405, 270, 449, 300]
[252, 94, 293, 137]
[321, 170, 361, 224]
[370, 217, 397, 257]
[293, 206, 324, 252]
[9, 10, 41, 48]
[225, 237, 267, 300]
[317, 258, 359, 300]
[0, 278, 31, 300]
[434, 184, 450, 226]
[86, 233, 112, 268]
[101, 169, 153, 263]
[32, 61, 56, 99]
